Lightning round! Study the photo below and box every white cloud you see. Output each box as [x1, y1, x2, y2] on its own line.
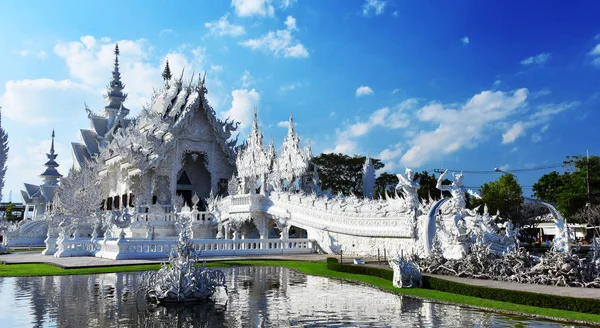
[502, 121, 525, 144]
[503, 102, 577, 145]
[461, 36, 470, 45]
[0, 79, 97, 125]
[324, 139, 358, 154]
[378, 145, 403, 161]
[332, 99, 416, 154]
[532, 88, 551, 98]
[362, 0, 386, 16]
[589, 44, 600, 68]
[231, 0, 295, 17]
[14, 49, 48, 59]
[54, 36, 159, 110]
[493, 80, 502, 86]
[532, 124, 550, 143]
[241, 18, 309, 58]
[392, 10, 399, 17]
[205, 14, 245, 37]
[159, 29, 174, 37]
[240, 70, 254, 87]
[222, 88, 261, 129]
[400, 89, 529, 167]
[210, 64, 223, 72]
[280, 81, 302, 92]
[356, 85, 374, 97]
[520, 52, 551, 66]
[284, 16, 297, 30]
[5, 138, 74, 202]
[277, 121, 289, 128]
[392, 88, 401, 94]
[530, 101, 580, 124]
[232, 0, 274, 17]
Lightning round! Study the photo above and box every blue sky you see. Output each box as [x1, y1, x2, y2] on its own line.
[0, 0, 599, 201]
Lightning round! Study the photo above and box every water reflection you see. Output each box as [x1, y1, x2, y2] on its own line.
[0, 266, 589, 327]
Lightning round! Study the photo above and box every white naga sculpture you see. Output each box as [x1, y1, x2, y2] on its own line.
[389, 256, 422, 288]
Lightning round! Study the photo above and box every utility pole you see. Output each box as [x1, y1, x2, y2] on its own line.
[587, 150, 592, 206]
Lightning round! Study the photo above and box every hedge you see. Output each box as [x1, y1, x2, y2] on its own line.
[326, 257, 600, 315]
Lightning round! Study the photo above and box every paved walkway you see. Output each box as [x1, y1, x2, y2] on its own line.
[3, 252, 600, 300]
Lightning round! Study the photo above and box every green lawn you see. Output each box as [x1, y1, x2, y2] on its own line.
[7, 248, 46, 253]
[0, 259, 598, 325]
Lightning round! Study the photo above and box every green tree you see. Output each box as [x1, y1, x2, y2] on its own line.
[532, 171, 564, 204]
[414, 171, 451, 200]
[5, 202, 15, 221]
[312, 153, 384, 196]
[476, 174, 524, 221]
[374, 172, 398, 199]
[532, 155, 600, 222]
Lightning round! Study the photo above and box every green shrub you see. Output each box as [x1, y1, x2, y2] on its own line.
[422, 276, 600, 314]
[326, 257, 600, 314]
[326, 257, 393, 280]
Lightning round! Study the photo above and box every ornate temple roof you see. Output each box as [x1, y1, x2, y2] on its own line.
[71, 43, 132, 169]
[22, 130, 62, 207]
[236, 109, 270, 178]
[276, 114, 311, 182]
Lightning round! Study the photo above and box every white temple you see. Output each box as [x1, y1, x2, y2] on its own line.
[20, 130, 62, 218]
[5, 44, 571, 260]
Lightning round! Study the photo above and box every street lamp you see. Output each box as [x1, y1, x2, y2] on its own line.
[494, 168, 510, 174]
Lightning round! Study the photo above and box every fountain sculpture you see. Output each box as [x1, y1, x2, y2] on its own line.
[140, 210, 227, 303]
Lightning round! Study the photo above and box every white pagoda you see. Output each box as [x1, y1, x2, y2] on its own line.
[20, 130, 62, 218]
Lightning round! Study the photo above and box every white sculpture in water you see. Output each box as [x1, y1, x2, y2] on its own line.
[389, 256, 422, 288]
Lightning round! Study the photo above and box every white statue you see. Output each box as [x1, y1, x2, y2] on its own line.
[396, 168, 421, 216]
[436, 169, 481, 212]
[389, 256, 422, 288]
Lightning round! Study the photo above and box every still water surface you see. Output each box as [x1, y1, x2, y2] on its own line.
[0, 266, 588, 327]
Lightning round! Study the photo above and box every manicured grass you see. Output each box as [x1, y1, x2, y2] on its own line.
[7, 248, 46, 253]
[0, 259, 599, 325]
[0, 263, 160, 276]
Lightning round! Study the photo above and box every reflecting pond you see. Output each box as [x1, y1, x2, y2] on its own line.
[0, 266, 589, 327]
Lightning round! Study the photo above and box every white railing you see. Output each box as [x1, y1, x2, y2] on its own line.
[94, 237, 316, 260]
[54, 237, 97, 257]
[231, 194, 252, 206]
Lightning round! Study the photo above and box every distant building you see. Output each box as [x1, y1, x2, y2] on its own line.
[20, 130, 62, 218]
[0, 202, 25, 220]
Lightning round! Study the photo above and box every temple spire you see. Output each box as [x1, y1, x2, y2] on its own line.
[102, 43, 129, 132]
[252, 107, 259, 132]
[50, 129, 55, 156]
[40, 129, 62, 187]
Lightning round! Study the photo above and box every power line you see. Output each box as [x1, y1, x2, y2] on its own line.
[433, 163, 563, 174]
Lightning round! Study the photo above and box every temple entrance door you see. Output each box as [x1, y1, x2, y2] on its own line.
[176, 152, 211, 211]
